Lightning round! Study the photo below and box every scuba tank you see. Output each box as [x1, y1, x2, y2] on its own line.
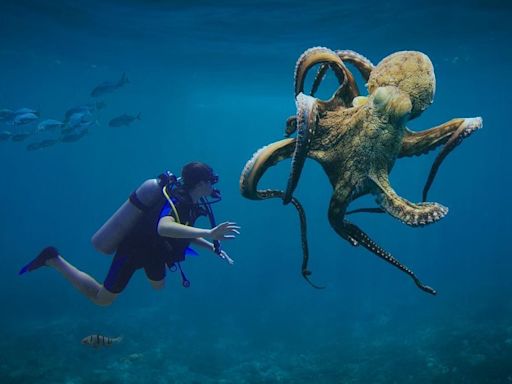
[91, 172, 175, 255]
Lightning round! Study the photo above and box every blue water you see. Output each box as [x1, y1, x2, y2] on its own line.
[1, 1, 510, 383]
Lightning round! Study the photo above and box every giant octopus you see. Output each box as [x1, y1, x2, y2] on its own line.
[240, 47, 482, 295]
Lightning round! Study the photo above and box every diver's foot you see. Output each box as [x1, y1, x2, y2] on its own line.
[18, 246, 59, 275]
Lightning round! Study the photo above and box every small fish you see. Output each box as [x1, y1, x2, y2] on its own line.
[38, 139, 59, 148]
[37, 119, 64, 132]
[108, 113, 140, 127]
[14, 108, 40, 117]
[11, 131, 32, 142]
[81, 334, 122, 348]
[0, 131, 12, 141]
[91, 73, 129, 97]
[67, 111, 93, 129]
[61, 128, 88, 143]
[12, 112, 38, 127]
[26, 142, 41, 151]
[0, 109, 14, 122]
[64, 101, 106, 122]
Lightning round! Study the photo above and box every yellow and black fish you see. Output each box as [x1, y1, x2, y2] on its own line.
[81, 334, 122, 348]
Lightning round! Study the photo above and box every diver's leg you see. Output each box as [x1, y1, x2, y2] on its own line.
[46, 256, 118, 306]
[148, 279, 165, 290]
[144, 258, 166, 290]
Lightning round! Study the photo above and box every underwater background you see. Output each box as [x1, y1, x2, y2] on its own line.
[1, 0, 510, 383]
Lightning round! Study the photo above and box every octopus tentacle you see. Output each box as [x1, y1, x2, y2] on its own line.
[240, 138, 296, 200]
[294, 47, 357, 108]
[239, 138, 322, 289]
[328, 192, 435, 294]
[336, 50, 374, 81]
[346, 207, 385, 215]
[310, 63, 330, 97]
[342, 220, 437, 295]
[399, 117, 482, 158]
[369, 172, 448, 226]
[311, 50, 373, 99]
[283, 93, 318, 205]
[422, 117, 483, 201]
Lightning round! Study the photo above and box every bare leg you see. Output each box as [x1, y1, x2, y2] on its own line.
[148, 278, 165, 290]
[47, 256, 117, 306]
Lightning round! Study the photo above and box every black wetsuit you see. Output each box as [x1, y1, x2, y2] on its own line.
[103, 189, 205, 294]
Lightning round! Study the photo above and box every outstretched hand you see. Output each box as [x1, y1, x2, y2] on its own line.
[218, 250, 234, 265]
[209, 222, 240, 241]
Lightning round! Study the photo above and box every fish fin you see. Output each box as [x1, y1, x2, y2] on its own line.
[114, 335, 123, 343]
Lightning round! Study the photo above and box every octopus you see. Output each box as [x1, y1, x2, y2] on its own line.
[240, 47, 482, 295]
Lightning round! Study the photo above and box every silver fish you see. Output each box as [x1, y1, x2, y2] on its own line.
[0, 109, 14, 122]
[108, 112, 140, 127]
[38, 139, 59, 148]
[13, 113, 38, 126]
[11, 131, 32, 142]
[61, 128, 88, 143]
[0, 131, 12, 141]
[37, 119, 64, 132]
[26, 142, 41, 151]
[64, 101, 106, 122]
[67, 111, 93, 130]
[81, 334, 122, 348]
[14, 108, 40, 117]
[91, 73, 129, 97]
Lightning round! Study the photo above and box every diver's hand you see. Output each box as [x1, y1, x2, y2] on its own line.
[208, 222, 240, 241]
[218, 250, 234, 265]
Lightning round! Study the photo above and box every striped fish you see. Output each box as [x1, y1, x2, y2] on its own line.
[81, 334, 122, 348]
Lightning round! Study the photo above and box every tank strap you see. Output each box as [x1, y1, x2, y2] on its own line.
[162, 186, 181, 224]
[129, 191, 150, 211]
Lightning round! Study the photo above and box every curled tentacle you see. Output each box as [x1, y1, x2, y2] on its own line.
[423, 117, 483, 201]
[283, 93, 318, 205]
[294, 47, 357, 108]
[311, 50, 374, 100]
[337, 50, 374, 82]
[240, 138, 323, 288]
[343, 220, 436, 295]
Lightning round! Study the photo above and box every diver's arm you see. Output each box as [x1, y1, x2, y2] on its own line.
[190, 237, 215, 251]
[158, 216, 240, 240]
[158, 216, 210, 239]
[191, 238, 235, 264]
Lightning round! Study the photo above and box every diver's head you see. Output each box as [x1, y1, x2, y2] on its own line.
[181, 161, 219, 200]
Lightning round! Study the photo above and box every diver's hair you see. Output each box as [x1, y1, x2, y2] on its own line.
[181, 162, 214, 190]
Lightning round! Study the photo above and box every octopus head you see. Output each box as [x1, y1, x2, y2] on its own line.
[367, 51, 435, 119]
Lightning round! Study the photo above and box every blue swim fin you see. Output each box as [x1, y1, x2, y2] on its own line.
[18, 246, 59, 275]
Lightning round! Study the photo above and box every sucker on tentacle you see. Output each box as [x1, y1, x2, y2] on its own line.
[240, 139, 323, 288]
[343, 220, 436, 295]
[283, 93, 318, 205]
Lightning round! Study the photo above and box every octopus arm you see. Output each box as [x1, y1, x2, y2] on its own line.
[327, 189, 436, 294]
[239, 138, 323, 288]
[399, 117, 483, 201]
[369, 172, 448, 227]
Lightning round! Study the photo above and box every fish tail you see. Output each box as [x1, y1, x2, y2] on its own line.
[113, 335, 123, 343]
[136, 112, 141, 120]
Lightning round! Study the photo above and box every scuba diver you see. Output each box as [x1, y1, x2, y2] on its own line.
[19, 162, 240, 306]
